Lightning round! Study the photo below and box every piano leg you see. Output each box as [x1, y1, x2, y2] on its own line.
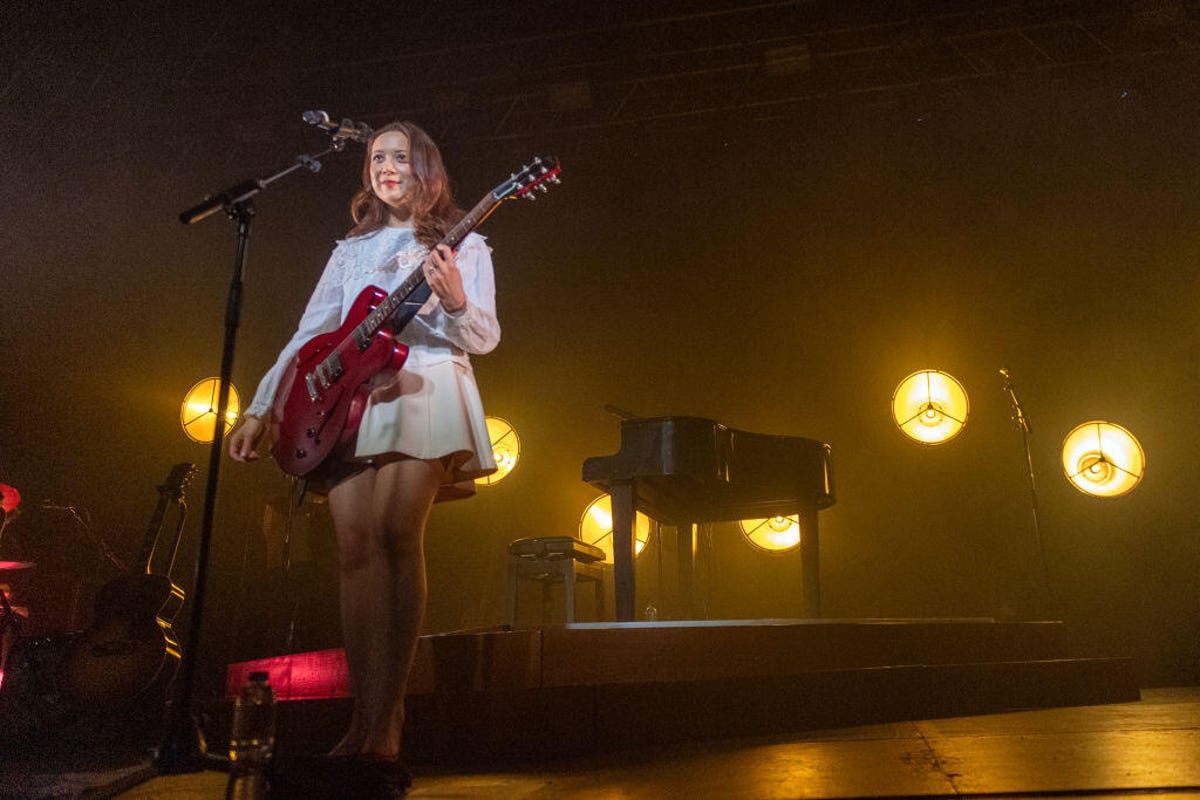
[562, 561, 577, 623]
[800, 507, 820, 617]
[676, 522, 695, 619]
[610, 482, 636, 622]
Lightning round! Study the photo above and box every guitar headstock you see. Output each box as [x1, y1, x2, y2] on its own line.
[492, 156, 561, 202]
[160, 463, 197, 502]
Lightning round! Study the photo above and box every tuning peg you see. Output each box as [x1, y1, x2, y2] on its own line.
[537, 184, 548, 192]
[524, 192, 537, 201]
[549, 175, 561, 184]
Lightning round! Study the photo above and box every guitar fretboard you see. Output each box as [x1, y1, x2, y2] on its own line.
[338, 189, 502, 359]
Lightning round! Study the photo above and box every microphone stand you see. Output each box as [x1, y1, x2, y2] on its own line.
[156, 139, 348, 773]
[999, 368, 1057, 619]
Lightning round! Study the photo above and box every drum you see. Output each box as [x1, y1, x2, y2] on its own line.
[0, 504, 119, 636]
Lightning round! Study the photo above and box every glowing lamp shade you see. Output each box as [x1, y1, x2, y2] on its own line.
[892, 369, 969, 444]
[578, 494, 651, 564]
[181, 378, 240, 444]
[739, 515, 800, 553]
[476, 416, 520, 486]
[1062, 421, 1145, 498]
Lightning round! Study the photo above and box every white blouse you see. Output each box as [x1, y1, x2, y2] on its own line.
[244, 226, 500, 420]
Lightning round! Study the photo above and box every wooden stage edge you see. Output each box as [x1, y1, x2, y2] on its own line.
[225, 617, 1140, 763]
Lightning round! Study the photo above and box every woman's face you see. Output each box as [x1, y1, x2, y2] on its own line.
[369, 130, 413, 213]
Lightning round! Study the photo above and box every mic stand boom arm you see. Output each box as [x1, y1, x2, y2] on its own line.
[179, 147, 337, 226]
[157, 141, 344, 772]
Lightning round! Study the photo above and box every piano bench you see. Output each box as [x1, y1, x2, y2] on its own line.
[504, 537, 607, 627]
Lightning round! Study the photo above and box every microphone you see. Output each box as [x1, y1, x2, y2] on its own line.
[302, 110, 372, 143]
[301, 109, 335, 130]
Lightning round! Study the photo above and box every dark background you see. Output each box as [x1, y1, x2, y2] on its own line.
[1, 0, 1197, 697]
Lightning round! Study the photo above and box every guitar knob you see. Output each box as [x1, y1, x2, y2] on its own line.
[295, 449, 306, 459]
[306, 428, 316, 437]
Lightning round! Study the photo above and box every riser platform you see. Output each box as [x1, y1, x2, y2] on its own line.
[223, 618, 1139, 763]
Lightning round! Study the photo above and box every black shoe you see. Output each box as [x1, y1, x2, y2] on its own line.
[358, 755, 412, 797]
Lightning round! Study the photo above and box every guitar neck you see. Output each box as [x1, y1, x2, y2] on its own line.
[136, 497, 171, 574]
[355, 190, 502, 342]
[326, 154, 558, 358]
[136, 465, 195, 575]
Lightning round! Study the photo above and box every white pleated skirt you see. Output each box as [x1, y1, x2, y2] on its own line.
[353, 359, 496, 502]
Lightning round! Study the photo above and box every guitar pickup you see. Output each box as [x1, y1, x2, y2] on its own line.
[304, 354, 343, 401]
[326, 352, 343, 379]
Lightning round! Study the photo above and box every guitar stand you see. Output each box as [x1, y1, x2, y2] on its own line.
[157, 139, 350, 773]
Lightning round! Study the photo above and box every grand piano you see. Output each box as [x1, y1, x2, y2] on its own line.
[582, 416, 835, 621]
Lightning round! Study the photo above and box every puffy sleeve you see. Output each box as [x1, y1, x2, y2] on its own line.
[436, 233, 501, 354]
[243, 245, 347, 420]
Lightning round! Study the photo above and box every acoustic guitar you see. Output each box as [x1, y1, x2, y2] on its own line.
[60, 462, 196, 705]
[271, 156, 561, 477]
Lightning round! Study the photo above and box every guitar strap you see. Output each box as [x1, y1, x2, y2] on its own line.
[388, 282, 434, 331]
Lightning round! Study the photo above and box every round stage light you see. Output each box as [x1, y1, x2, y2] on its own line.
[892, 369, 969, 444]
[578, 494, 650, 563]
[1061, 421, 1145, 498]
[181, 378, 240, 444]
[476, 416, 520, 486]
[739, 515, 801, 553]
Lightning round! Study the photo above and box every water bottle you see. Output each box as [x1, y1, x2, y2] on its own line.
[226, 671, 277, 800]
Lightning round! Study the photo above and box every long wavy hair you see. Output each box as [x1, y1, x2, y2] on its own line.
[346, 121, 464, 247]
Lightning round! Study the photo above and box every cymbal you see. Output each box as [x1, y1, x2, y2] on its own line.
[0, 561, 34, 571]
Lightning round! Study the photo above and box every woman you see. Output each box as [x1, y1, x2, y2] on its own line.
[228, 121, 500, 792]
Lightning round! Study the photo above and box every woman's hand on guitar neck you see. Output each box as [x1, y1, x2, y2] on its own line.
[228, 414, 267, 462]
[425, 243, 467, 314]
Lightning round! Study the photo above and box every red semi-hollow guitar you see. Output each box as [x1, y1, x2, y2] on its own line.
[271, 156, 560, 478]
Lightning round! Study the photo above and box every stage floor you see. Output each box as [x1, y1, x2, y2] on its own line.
[9, 686, 1192, 799]
[0, 617, 1151, 797]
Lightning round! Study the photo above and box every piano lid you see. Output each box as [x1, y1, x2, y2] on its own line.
[582, 416, 834, 524]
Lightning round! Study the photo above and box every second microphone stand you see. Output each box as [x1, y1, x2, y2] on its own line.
[1000, 368, 1057, 617]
